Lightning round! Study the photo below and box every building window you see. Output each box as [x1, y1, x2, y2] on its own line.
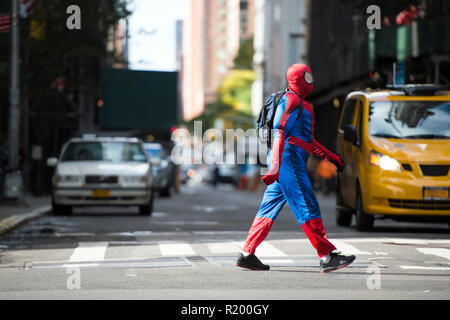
[217, 36, 226, 46]
[218, 8, 227, 19]
[240, 1, 248, 10]
[217, 50, 227, 60]
[217, 64, 228, 74]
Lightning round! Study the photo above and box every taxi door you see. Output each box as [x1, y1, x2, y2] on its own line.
[353, 98, 365, 202]
[337, 97, 360, 208]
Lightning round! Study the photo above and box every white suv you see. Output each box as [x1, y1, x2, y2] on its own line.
[47, 137, 154, 215]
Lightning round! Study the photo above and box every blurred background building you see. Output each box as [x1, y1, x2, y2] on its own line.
[251, 0, 450, 150]
[0, 0, 131, 196]
[182, 0, 255, 122]
[1, 0, 449, 197]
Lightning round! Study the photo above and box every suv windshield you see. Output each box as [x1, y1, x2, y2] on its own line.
[61, 142, 148, 162]
[369, 100, 450, 139]
[145, 146, 165, 160]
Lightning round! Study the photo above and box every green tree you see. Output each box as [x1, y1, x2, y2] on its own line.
[233, 37, 254, 69]
[184, 37, 256, 132]
[0, 0, 131, 193]
[219, 69, 255, 115]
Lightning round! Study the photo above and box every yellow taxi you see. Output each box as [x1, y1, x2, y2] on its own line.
[335, 84, 450, 231]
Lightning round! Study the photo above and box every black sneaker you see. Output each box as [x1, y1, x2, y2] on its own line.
[320, 252, 356, 273]
[235, 253, 270, 271]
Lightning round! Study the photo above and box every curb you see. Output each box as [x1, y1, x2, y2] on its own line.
[0, 205, 52, 236]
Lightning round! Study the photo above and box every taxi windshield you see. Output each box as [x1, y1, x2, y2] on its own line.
[368, 100, 450, 139]
[61, 142, 148, 162]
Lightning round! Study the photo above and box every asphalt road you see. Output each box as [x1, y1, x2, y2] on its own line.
[0, 182, 449, 300]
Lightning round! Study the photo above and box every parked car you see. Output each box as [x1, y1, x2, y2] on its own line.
[216, 164, 240, 186]
[180, 164, 195, 184]
[335, 84, 450, 231]
[47, 136, 154, 215]
[143, 142, 175, 197]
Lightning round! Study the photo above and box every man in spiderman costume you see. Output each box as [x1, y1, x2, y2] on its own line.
[236, 63, 356, 273]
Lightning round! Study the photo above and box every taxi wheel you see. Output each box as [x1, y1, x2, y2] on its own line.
[355, 186, 374, 231]
[336, 181, 352, 226]
[139, 190, 154, 216]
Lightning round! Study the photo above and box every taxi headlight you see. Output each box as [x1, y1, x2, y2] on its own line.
[369, 150, 401, 172]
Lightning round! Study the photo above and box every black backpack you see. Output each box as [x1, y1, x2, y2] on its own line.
[257, 90, 303, 150]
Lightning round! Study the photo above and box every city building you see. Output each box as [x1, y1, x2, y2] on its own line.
[182, 0, 255, 121]
[108, 18, 129, 69]
[251, 0, 309, 117]
[251, 0, 450, 149]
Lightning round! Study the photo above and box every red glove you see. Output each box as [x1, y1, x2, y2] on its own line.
[261, 171, 279, 185]
[311, 139, 345, 172]
[261, 131, 285, 185]
[261, 151, 281, 185]
[328, 153, 345, 172]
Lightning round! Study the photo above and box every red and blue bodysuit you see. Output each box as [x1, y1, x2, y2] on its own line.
[242, 64, 344, 258]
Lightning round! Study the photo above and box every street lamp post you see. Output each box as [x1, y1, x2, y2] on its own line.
[4, 0, 24, 200]
[9, 0, 20, 169]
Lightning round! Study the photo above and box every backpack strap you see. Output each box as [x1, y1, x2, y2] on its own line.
[284, 89, 304, 122]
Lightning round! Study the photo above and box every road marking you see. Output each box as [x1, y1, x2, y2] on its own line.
[54, 232, 96, 237]
[111, 231, 154, 237]
[67, 242, 108, 262]
[260, 258, 295, 264]
[383, 239, 430, 245]
[123, 244, 161, 276]
[381, 238, 450, 245]
[39, 257, 193, 269]
[207, 242, 241, 254]
[207, 256, 373, 268]
[331, 240, 372, 255]
[192, 205, 239, 213]
[159, 243, 195, 256]
[152, 212, 166, 217]
[416, 248, 450, 260]
[399, 265, 450, 271]
[62, 263, 100, 268]
[192, 231, 248, 235]
[125, 268, 138, 277]
[256, 242, 287, 257]
[153, 221, 220, 226]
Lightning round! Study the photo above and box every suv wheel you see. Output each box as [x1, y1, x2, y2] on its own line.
[159, 186, 171, 197]
[355, 186, 374, 231]
[335, 179, 353, 226]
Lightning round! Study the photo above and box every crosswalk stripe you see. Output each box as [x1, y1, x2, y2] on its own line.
[400, 265, 450, 271]
[159, 243, 195, 256]
[207, 242, 241, 254]
[19, 238, 450, 271]
[416, 248, 450, 260]
[68, 242, 108, 262]
[260, 258, 295, 264]
[256, 242, 287, 257]
[331, 240, 372, 255]
[133, 245, 161, 258]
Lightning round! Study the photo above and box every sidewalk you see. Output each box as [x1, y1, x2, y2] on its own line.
[0, 195, 51, 236]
